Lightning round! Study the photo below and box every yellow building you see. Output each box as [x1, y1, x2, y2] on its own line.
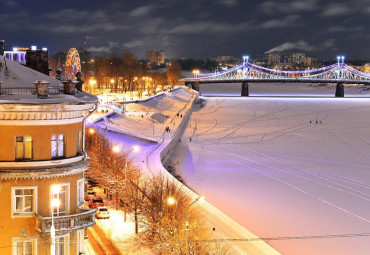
[0, 57, 98, 254]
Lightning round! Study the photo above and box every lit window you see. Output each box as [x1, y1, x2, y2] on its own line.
[13, 238, 37, 255]
[51, 134, 64, 158]
[12, 187, 37, 216]
[77, 179, 84, 207]
[15, 136, 32, 160]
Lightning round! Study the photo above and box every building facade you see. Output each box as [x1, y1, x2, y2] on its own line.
[0, 56, 98, 254]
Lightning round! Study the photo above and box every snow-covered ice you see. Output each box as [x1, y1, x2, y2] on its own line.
[167, 83, 370, 255]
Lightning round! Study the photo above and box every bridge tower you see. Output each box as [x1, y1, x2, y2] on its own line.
[241, 82, 249, 97]
[335, 82, 344, 97]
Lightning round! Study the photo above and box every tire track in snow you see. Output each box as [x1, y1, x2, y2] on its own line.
[226, 153, 370, 224]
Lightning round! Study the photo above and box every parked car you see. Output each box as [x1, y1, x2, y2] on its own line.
[96, 206, 110, 219]
[84, 191, 96, 201]
[89, 197, 104, 208]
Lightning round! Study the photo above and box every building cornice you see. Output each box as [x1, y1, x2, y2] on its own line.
[0, 103, 95, 122]
[0, 161, 89, 180]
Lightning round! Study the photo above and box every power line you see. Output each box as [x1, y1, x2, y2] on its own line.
[192, 232, 370, 243]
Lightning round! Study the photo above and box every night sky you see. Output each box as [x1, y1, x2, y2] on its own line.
[1, 0, 369, 59]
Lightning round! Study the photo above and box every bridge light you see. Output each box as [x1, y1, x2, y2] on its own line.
[341, 56, 345, 63]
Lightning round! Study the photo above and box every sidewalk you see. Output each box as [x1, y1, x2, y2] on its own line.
[86, 187, 154, 255]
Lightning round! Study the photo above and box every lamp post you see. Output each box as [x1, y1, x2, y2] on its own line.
[50, 198, 60, 255]
[185, 196, 204, 254]
[112, 145, 139, 222]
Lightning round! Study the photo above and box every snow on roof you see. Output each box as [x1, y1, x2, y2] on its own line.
[0, 56, 98, 104]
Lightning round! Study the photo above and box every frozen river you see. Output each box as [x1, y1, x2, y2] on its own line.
[167, 83, 370, 255]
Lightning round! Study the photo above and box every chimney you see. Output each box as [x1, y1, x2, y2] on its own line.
[62, 80, 77, 95]
[33, 80, 50, 98]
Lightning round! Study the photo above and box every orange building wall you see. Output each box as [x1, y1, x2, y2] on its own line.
[0, 173, 83, 254]
[0, 122, 82, 162]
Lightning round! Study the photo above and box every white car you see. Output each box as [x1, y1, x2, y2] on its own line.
[96, 206, 110, 219]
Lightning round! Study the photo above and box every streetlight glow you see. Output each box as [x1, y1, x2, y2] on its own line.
[167, 197, 176, 205]
[89, 128, 95, 134]
[51, 199, 60, 208]
[112, 145, 120, 153]
[132, 145, 140, 152]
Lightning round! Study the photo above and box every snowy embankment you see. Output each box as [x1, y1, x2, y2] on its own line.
[93, 88, 193, 143]
[96, 86, 281, 255]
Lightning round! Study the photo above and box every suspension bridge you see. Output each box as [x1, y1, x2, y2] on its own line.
[184, 58, 370, 97]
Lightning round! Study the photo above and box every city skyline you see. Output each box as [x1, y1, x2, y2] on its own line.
[1, 0, 369, 59]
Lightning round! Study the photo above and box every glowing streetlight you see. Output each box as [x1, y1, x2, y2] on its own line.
[167, 197, 176, 206]
[185, 196, 205, 254]
[89, 79, 97, 86]
[89, 128, 95, 134]
[110, 78, 115, 84]
[341, 56, 345, 63]
[192, 69, 200, 78]
[112, 145, 120, 153]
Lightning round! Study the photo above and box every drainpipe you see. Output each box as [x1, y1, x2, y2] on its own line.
[82, 103, 98, 161]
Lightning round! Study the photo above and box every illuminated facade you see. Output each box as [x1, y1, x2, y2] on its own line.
[0, 56, 98, 254]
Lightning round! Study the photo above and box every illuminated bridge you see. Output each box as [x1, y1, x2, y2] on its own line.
[184, 58, 370, 97]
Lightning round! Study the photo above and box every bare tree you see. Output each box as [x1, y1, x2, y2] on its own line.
[167, 61, 182, 88]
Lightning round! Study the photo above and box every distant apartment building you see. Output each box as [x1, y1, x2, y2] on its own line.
[267, 52, 283, 67]
[216, 56, 240, 68]
[266, 52, 320, 68]
[0, 56, 98, 254]
[147, 50, 165, 67]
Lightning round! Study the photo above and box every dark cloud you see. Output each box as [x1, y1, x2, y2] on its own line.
[0, 0, 369, 59]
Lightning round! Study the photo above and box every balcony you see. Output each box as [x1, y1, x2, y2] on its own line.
[35, 208, 96, 235]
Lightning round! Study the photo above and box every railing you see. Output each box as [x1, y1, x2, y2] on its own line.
[35, 208, 96, 235]
[0, 87, 62, 95]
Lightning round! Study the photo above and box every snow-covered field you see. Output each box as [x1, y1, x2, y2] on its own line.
[167, 83, 370, 255]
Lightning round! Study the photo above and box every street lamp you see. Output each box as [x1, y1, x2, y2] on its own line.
[112, 145, 140, 221]
[50, 197, 60, 255]
[89, 128, 95, 134]
[192, 69, 200, 78]
[185, 196, 204, 254]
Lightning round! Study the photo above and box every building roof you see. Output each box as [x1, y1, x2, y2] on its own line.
[0, 56, 98, 104]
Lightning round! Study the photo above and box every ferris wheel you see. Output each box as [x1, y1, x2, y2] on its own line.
[65, 48, 81, 79]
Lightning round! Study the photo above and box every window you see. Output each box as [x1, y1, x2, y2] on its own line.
[13, 238, 37, 255]
[55, 234, 69, 255]
[76, 131, 82, 155]
[12, 187, 37, 216]
[51, 134, 64, 158]
[50, 184, 69, 216]
[77, 179, 84, 207]
[15, 136, 32, 160]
